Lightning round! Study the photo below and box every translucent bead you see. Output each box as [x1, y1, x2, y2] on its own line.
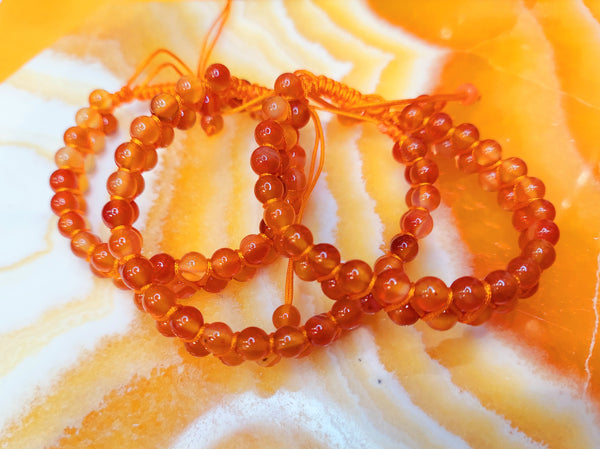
[321, 278, 346, 300]
[240, 234, 272, 266]
[274, 73, 304, 100]
[51, 190, 84, 215]
[497, 186, 517, 211]
[233, 265, 256, 282]
[288, 145, 306, 168]
[120, 256, 153, 290]
[512, 206, 532, 232]
[387, 303, 420, 326]
[107, 170, 138, 199]
[102, 199, 135, 228]
[91, 243, 117, 273]
[408, 158, 439, 184]
[273, 326, 307, 358]
[184, 340, 210, 357]
[219, 351, 244, 366]
[256, 351, 281, 367]
[336, 260, 373, 295]
[289, 100, 310, 128]
[507, 256, 541, 289]
[63, 126, 90, 150]
[432, 137, 454, 158]
[201, 90, 221, 115]
[151, 93, 180, 123]
[169, 306, 204, 340]
[57, 211, 87, 237]
[451, 276, 487, 313]
[401, 208, 433, 239]
[55, 146, 85, 172]
[525, 219, 560, 245]
[130, 116, 161, 146]
[452, 123, 479, 154]
[360, 293, 383, 314]
[473, 139, 502, 167]
[398, 104, 425, 131]
[254, 174, 285, 203]
[211, 247, 242, 279]
[50, 168, 79, 192]
[519, 282, 539, 299]
[263, 199, 295, 231]
[498, 157, 527, 185]
[142, 284, 176, 318]
[89, 89, 114, 112]
[372, 268, 411, 305]
[305, 314, 340, 346]
[392, 136, 427, 164]
[262, 95, 290, 122]
[236, 327, 270, 360]
[466, 306, 493, 326]
[410, 184, 441, 211]
[70, 230, 100, 259]
[425, 112, 452, 141]
[373, 254, 403, 274]
[255, 120, 286, 149]
[170, 280, 195, 299]
[101, 113, 118, 134]
[156, 319, 175, 337]
[150, 253, 176, 283]
[272, 304, 301, 328]
[293, 257, 318, 281]
[479, 168, 499, 192]
[174, 106, 195, 131]
[282, 167, 307, 192]
[522, 239, 556, 270]
[201, 322, 233, 356]
[456, 152, 479, 174]
[528, 198, 556, 221]
[178, 252, 209, 282]
[200, 114, 223, 136]
[176, 75, 204, 104]
[282, 224, 313, 258]
[114, 142, 146, 172]
[202, 275, 228, 293]
[484, 270, 518, 306]
[143, 148, 158, 171]
[514, 176, 545, 205]
[389, 233, 419, 262]
[332, 298, 362, 330]
[412, 276, 449, 313]
[204, 63, 231, 92]
[425, 309, 458, 331]
[251, 146, 282, 175]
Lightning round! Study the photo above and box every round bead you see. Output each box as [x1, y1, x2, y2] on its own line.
[262, 95, 290, 122]
[425, 112, 452, 141]
[360, 293, 383, 314]
[485, 270, 519, 306]
[263, 200, 295, 230]
[273, 326, 307, 358]
[254, 175, 285, 203]
[255, 120, 286, 149]
[452, 123, 479, 154]
[281, 224, 313, 258]
[201, 322, 234, 356]
[130, 116, 161, 146]
[412, 276, 450, 313]
[479, 168, 500, 192]
[235, 327, 270, 361]
[70, 230, 100, 259]
[498, 157, 527, 185]
[57, 211, 86, 238]
[150, 93, 180, 123]
[63, 126, 90, 150]
[107, 170, 138, 199]
[178, 252, 209, 282]
[398, 104, 425, 131]
[176, 75, 204, 104]
[88, 89, 113, 112]
[51, 190, 84, 215]
[219, 351, 244, 366]
[240, 234, 272, 266]
[401, 208, 433, 239]
[101, 113, 118, 134]
[392, 136, 427, 164]
[450, 276, 487, 313]
[514, 176, 545, 205]
[184, 340, 210, 357]
[332, 298, 362, 330]
[274, 73, 304, 99]
[150, 253, 176, 283]
[473, 139, 502, 167]
[169, 306, 204, 340]
[528, 199, 556, 221]
[114, 142, 146, 172]
[336, 260, 373, 295]
[293, 257, 318, 281]
[307, 244, 341, 279]
[142, 284, 176, 318]
[121, 256, 153, 290]
[204, 63, 231, 92]
[102, 199, 135, 228]
[389, 233, 419, 262]
[410, 184, 441, 211]
[203, 275, 228, 293]
[251, 146, 282, 175]
[407, 158, 439, 184]
[289, 100, 310, 128]
[372, 268, 411, 305]
[321, 278, 346, 300]
[507, 256, 541, 290]
[108, 226, 142, 260]
[200, 114, 223, 136]
[55, 146, 86, 172]
[282, 167, 307, 192]
[374, 254, 403, 274]
[525, 219, 560, 246]
[425, 309, 458, 331]
[272, 304, 301, 328]
[50, 168, 79, 192]
[522, 238, 556, 270]
[178, 106, 198, 131]
[211, 247, 242, 279]
[456, 152, 479, 174]
[497, 186, 517, 211]
[90, 243, 116, 273]
[387, 303, 420, 326]
[288, 145, 307, 168]
[305, 314, 339, 346]
[156, 319, 175, 337]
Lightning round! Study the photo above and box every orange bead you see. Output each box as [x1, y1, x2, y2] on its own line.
[204, 63, 231, 92]
[254, 175, 285, 203]
[150, 253, 176, 283]
[498, 157, 527, 185]
[425, 308, 458, 331]
[305, 314, 339, 346]
[108, 226, 142, 260]
[101, 113, 118, 135]
[176, 75, 204, 104]
[178, 252, 209, 282]
[235, 327, 270, 361]
[114, 142, 146, 172]
[274, 73, 304, 100]
[57, 211, 87, 238]
[373, 254, 403, 274]
[273, 326, 307, 358]
[262, 95, 290, 122]
[151, 93, 180, 123]
[91, 243, 116, 273]
[203, 275, 228, 293]
[473, 139, 502, 167]
[51, 190, 84, 215]
[522, 238, 556, 270]
[401, 208, 433, 239]
[289, 100, 310, 128]
[102, 199, 135, 228]
[497, 186, 517, 211]
[75, 107, 104, 130]
[321, 278, 346, 300]
[281, 224, 313, 258]
[121, 256, 153, 290]
[451, 276, 487, 313]
[263, 199, 295, 231]
[50, 168, 79, 192]
[359, 293, 383, 314]
[479, 168, 500, 192]
[528, 198, 556, 221]
[398, 104, 425, 131]
[465, 306, 493, 326]
[184, 339, 210, 357]
[425, 112, 452, 141]
[336, 260, 373, 295]
[412, 276, 450, 313]
[272, 304, 301, 328]
[288, 145, 306, 168]
[387, 303, 420, 326]
[63, 126, 90, 150]
[456, 152, 478, 174]
[407, 158, 439, 184]
[372, 268, 411, 305]
[201, 322, 233, 356]
[142, 284, 176, 318]
[293, 256, 318, 281]
[282, 124, 299, 149]
[452, 123, 479, 154]
[55, 146, 86, 172]
[169, 306, 204, 340]
[485, 270, 519, 306]
[331, 298, 362, 330]
[88, 89, 113, 112]
[211, 247, 242, 279]
[507, 256, 541, 290]
[107, 170, 138, 199]
[255, 120, 286, 150]
[233, 265, 256, 282]
[525, 219, 560, 246]
[70, 230, 100, 259]
[410, 184, 441, 211]
[251, 146, 282, 175]
[159, 124, 175, 147]
[200, 114, 223, 136]
[306, 243, 340, 279]
[389, 233, 419, 262]
[514, 176, 545, 205]
[130, 116, 161, 146]
[282, 167, 306, 192]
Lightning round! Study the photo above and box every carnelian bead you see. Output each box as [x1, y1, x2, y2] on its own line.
[171, 280, 195, 299]
[479, 168, 500, 192]
[262, 96, 290, 122]
[203, 275, 228, 293]
[410, 184, 441, 211]
[525, 219, 560, 245]
[288, 145, 306, 168]
[176, 75, 204, 104]
[254, 175, 285, 203]
[219, 351, 244, 366]
[473, 139, 502, 167]
[425, 309, 458, 331]
[497, 186, 517, 211]
[498, 157, 527, 185]
[201, 322, 233, 356]
[156, 319, 175, 337]
[282, 224, 313, 258]
[519, 283, 539, 299]
[251, 146, 282, 175]
[408, 158, 439, 184]
[70, 230, 100, 259]
[293, 257, 318, 281]
[401, 208, 433, 239]
[432, 137, 454, 158]
[159, 125, 175, 148]
[336, 260, 373, 295]
[150, 93, 180, 123]
[425, 112, 452, 141]
[51, 190, 84, 215]
[50, 168, 78, 192]
[88, 89, 113, 112]
[283, 124, 300, 149]
[57, 211, 87, 237]
[528, 198, 556, 221]
[273, 326, 307, 358]
[272, 304, 301, 328]
[466, 306, 494, 326]
[55, 146, 86, 172]
[305, 314, 340, 346]
[200, 114, 223, 136]
[289, 100, 310, 128]
[142, 284, 176, 318]
[274, 73, 304, 99]
[185, 340, 210, 357]
[178, 252, 209, 282]
[514, 176, 545, 205]
[102, 113, 117, 135]
[200, 89, 220, 115]
[114, 142, 146, 172]
[332, 298, 362, 330]
[507, 256, 541, 290]
[255, 120, 286, 150]
[321, 278, 346, 300]
[107, 170, 138, 199]
[121, 256, 153, 290]
[263, 199, 295, 230]
[150, 253, 176, 283]
[108, 227, 142, 260]
[211, 247, 242, 279]
[63, 126, 91, 150]
[307, 244, 341, 279]
[512, 206, 532, 232]
[456, 152, 479, 174]
[282, 167, 306, 192]
[360, 293, 383, 314]
[235, 327, 270, 361]
[374, 255, 403, 274]
[451, 276, 487, 313]
[130, 116, 161, 146]
[522, 239, 556, 270]
[398, 104, 425, 131]
[485, 270, 519, 306]
[233, 265, 256, 282]
[173, 106, 195, 131]
[205, 63, 231, 92]
[75, 107, 104, 130]
[372, 268, 411, 305]
[387, 303, 420, 326]
[452, 123, 479, 154]
[169, 306, 204, 340]
[389, 233, 419, 262]
[392, 136, 427, 164]
[412, 276, 450, 313]
[102, 199, 134, 228]
[238, 234, 271, 266]
[91, 243, 116, 273]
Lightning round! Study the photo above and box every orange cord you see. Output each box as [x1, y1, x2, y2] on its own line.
[197, 0, 232, 78]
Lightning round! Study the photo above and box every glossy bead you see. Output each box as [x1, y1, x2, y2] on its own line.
[528, 198, 556, 221]
[211, 247, 242, 279]
[200, 114, 223, 136]
[63, 126, 90, 150]
[184, 340, 210, 357]
[201, 322, 233, 356]
[174, 106, 195, 131]
[372, 268, 411, 305]
[452, 123, 479, 154]
[507, 256, 541, 289]
[410, 184, 441, 211]
[239, 234, 272, 266]
[262, 95, 290, 122]
[130, 116, 161, 146]
[156, 319, 175, 337]
[336, 260, 373, 295]
[412, 276, 450, 313]
[236, 327, 270, 361]
[522, 238, 556, 270]
[91, 243, 116, 273]
[401, 208, 433, 238]
[169, 306, 204, 340]
[432, 137, 454, 158]
[387, 303, 420, 326]
[150, 253, 176, 283]
[497, 186, 517, 211]
[332, 298, 362, 330]
[293, 257, 319, 281]
[374, 254, 403, 274]
[425, 112, 452, 141]
[178, 252, 209, 282]
[305, 314, 339, 346]
[70, 230, 100, 259]
[525, 219, 560, 245]
[498, 157, 527, 185]
[88, 89, 113, 112]
[298, 244, 338, 281]
[55, 146, 85, 172]
[321, 278, 346, 300]
[57, 211, 87, 237]
[408, 158, 439, 184]
[108, 226, 142, 260]
[254, 175, 285, 203]
[202, 275, 228, 293]
[282, 224, 313, 258]
[233, 265, 256, 282]
[83, 129, 104, 153]
[479, 168, 499, 192]
[114, 142, 145, 172]
[102, 199, 135, 228]
[142, 148, 158, 172]
[219, 350, 245, 366]
[150, 93, 180, 123]
[456, 152, 479, 174]
[282, 167, 307, 192]
[273, 326, 307, 358]
[107, 170, 138, 199]
[360, 293, 383, 314]
[51, 190, 84, 215]
[289, 100, 310, 128]
[392, 136, 427, 164]
[255, 120, 286, 149]
[288, 145, 306, 168]
[205, 63, 231, 92]
[263, 199, 295, 230]
[451, 276, 487, 313]
[272, 304, 301, 328]
[176, 75, 204, 104]
[251, 146, 282, 175]
[425, 309, 458, 331]
[398, 104, 425, 131]
[201, 90, 221, 115]
[171, 280, 196, 299]
[519, 282, 539, 299]
[121, 256, 153, 290]
[514, 176, 545, 205]
[389, 233, 419, 262]
[142, 284, 176, 318]
[485, 270, 519, 306]
[465, 306, 494, 326]
[274, 73, 304, 99]
[101, 113, 118, 134]
[473, 139, 502, 167]
[50, 168, 79, 192]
